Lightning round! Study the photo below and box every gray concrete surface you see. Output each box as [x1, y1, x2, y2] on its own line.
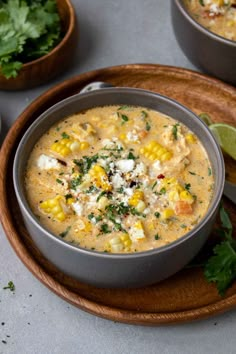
[1, 1, 236, 353]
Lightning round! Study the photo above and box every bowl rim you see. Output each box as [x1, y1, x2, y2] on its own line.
[13, 87, 225, 260]
[18, 0, 76, 71]
[174, 0, 236, 47]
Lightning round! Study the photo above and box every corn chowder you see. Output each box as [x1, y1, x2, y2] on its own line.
[25, 105, 214, 253]
[184, 0, 236, 41]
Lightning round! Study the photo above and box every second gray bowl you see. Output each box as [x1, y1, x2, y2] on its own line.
[171, 0, 236, 86]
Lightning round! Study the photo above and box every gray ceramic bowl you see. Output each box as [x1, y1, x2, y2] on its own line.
[171, 0, 236, 86]
[13, 88, 224, 288]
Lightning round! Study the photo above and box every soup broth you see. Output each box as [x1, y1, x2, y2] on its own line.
[25, 105, 214, 253]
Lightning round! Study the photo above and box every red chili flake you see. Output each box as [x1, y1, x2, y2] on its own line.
[157, 174, 165, 179]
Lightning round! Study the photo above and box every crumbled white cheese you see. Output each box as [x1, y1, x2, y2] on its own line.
[111, 173, 125, 188]
[153, 160, 161, 170]
[131, 162, 147, 177]
[129, 222, 145, 241]
[72, 202, 83, 216]
[209, 4, 220, 15]
[37, 154, 60, 170]
[123, 187, 133, 196]
[127, 130, 139, 142]
[101, 137, 123, 149]
[116, 159, 135, 173]
[87, 194, 99, 208]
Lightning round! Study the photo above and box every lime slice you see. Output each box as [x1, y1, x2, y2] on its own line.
[209, 123, 236, 160]
[198, 113, 213, 126]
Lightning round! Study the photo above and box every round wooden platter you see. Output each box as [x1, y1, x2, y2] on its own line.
[0, 64, 236, 326]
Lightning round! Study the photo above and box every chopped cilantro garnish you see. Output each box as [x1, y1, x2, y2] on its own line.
[96, 191, 112, 202]
[59, 226, 71, 238]
[127, 151, 137, 160]
[85, 186, 98, 194]
[208, 167, 212, 176]
[160, 187, 166, 194]
[70, 175, 82, 190]
[154, 234, 160, 240]
[152, 181, 157, 190]
[141, 110, 151, 131]
[100, 224, 112, 234]
[117, 187, 124, 193]
[172, 124, 179, 140]
[56, 178, 63, 184]
[88, 213, 102, 223]
[117, 111, 129, 124]
[118, 105, 131, 110]
[73, 154, 99, 174]
[145, 121, 151, 131]
[189, 171, 196, 175]
[184, 183, 191, 191]
[141, 110, 148, 119]
[154, 212, 160, 218]
[61, 132, 70, 139]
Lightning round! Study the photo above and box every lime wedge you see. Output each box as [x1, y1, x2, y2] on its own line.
[209, 123, 236, 160]
[198, 113, 213, 126]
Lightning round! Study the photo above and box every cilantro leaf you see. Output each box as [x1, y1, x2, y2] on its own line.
[1, 61, 22, 78]
[204, 206, 236, 296]
[204, 241, 236, 296]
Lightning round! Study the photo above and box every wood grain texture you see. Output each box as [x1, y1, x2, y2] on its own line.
[0, 64, 236, 325]
[0, 0, 78, 90]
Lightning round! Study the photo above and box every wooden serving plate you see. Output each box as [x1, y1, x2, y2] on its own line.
[0, 64, 236, 325]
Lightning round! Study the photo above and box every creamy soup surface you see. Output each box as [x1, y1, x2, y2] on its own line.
[25, 105, 214, 253]
[184, 0, 236, 41]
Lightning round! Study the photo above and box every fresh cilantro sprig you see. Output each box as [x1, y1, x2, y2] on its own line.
[204, 205, 236, 296]
[0, 0, 61, 78]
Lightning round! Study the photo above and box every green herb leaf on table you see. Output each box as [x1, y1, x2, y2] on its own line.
[3, 281, 15, 292]
[204, 205, 236, 296]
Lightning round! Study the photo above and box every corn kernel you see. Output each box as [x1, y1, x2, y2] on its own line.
[98, 196, 109, 210]
[70, 141, 80, 152]
[80, 141, 90, 150]
[136, 200, 146, 213]
[147, 222, 155, 230]
[51, 135, 89, 157]
[185, 133, 196, 144]
[161, 209, 174, 220]
[140, 141, 172, 162]
[226, 20, 234, 27]
[89, 164, 112, 191]
[168, 190, 180, 202]
[119, 133, 126, 140]
[180, 190, 194, 204]
[66, 197, 75, 205]
[108, 234, 132, 253]
[39, 195, 66, 221]
[129, 190, 144, 207]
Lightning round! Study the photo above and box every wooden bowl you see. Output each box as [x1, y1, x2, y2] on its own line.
[0, 0, 78, 91]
